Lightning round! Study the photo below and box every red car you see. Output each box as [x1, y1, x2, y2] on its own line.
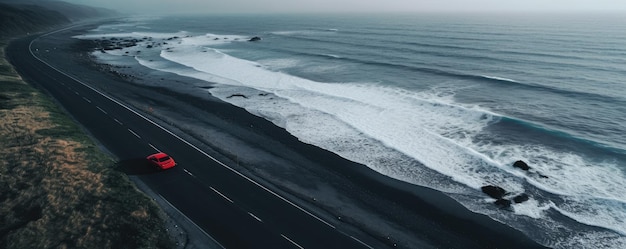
[147, 152, 177, 170]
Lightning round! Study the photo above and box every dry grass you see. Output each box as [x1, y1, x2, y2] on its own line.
[0, 42, 173, 248]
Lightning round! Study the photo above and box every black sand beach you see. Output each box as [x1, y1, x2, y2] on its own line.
[28, 22, 549, 249]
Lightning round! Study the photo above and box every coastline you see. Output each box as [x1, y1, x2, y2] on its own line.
[31, 22, 549, 248]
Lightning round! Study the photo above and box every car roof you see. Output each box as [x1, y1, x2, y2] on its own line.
[152, 152, 169, 158]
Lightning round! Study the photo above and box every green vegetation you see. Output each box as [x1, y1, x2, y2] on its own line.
[0, 38, 173, 248]
[0, 3, 171, 248]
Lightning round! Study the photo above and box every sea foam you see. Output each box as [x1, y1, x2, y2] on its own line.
[75, 26, 626, 247]
[155, 34, 626, 238]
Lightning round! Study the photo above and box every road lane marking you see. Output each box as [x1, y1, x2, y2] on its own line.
[24, 30, 237, 248]
[89, 90, 339, 227]
[148, 143, 160, 152]
[281, 234, 304, 249]
[82, 97, 91, 103]
[29, 37, 337, 232]
[350, 236, 374, 249]
[210, 187, 234, 203]
[248, 212, 263, 223]
[128, 129, 141, 139]
[96, 106, 107, 114]
[113, 118, 123, 125]
[74, 91, 80, 95]
[183, 168, 195, 177]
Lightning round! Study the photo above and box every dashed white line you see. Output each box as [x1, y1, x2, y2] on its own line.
[350, 236, 374, 249]
[74, 91, 80, 95]
[183, 168, 194, 177]
[96, 106, 107, 114]
[82, 97, 91, 103]
[23, 31, 233, 248]
[128, 129, 141, 139]
[281, 234, 304, 249]
[148, 143, 160, 152]
[30, 36, 338, 235]
[209, 187, 234, 203]
[248, 212, 263, 223]
[113, 118, 123, 125]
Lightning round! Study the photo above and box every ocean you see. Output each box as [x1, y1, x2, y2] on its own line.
[74, 13, 626, 248]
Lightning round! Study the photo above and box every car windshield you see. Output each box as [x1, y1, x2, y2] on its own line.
[158, 156, 171, 162]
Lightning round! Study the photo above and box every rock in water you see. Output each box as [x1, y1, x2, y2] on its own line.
[513, 194, 530, 203]
[481, 185, 507, 199]
[513, 160, 531, 171]
[495, 199, 512, 208]
[226, 94, 248, 99]
[249, 36, 262, 42]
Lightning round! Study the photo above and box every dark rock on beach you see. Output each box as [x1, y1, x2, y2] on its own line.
[482, 185, 530, 207]
[513, 160, 531, 171]
[227, 94, 248, 99]
[495, 199, 512, 208]
[481, 185, 507, 199]
[513, 160, 549, 178]
[513, 194, 530, 204]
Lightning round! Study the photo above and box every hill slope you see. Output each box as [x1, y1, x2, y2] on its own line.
[1, 1, 175, 248]
[0, 0, 115, 38]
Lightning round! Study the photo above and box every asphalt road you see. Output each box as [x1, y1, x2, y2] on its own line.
[7, 29, 377, 249]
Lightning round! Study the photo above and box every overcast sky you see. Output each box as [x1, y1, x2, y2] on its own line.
[62, 0, 626, 14]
